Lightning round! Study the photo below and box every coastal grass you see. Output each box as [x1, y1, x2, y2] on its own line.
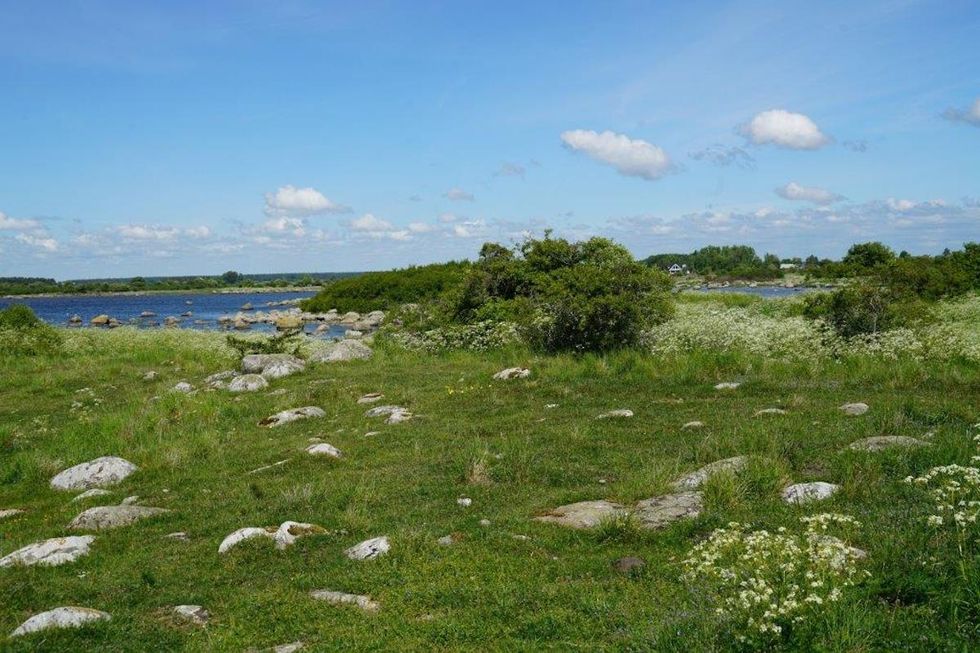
[1, 329, 979, 651]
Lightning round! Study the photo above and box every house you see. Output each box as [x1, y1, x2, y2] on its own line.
[667, 263, 683, 275]
[779, 263, 797, 270]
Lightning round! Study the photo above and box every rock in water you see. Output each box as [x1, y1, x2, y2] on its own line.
[259, 406, 326, 427]
[840, 402, 869, 416]
[312, 339, 374, 363]
[672, 456, 749, 490]
[229, 374, 269, 393]
[11, 607, 111, 637]
[50, 457, 138, 491]
[534, 500, 627, 529]
[345, 536, 390, 561]
[493, 367, 531, 380]
[310, 589, 380, 612]
[90, 314, 110, 326]
[782, 482, 840, 504]
[69, 505, 169, 530]
[0, 536, 95, 568]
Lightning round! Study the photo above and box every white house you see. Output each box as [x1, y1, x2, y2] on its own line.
[667, 263, 683, 275]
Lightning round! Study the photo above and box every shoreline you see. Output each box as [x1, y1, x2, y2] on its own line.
[0, 286, 321, 300]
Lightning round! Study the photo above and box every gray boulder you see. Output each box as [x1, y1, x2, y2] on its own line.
[534, 500, 627, 529]
[229, 374, 269, 392]
[312, 340, 373, 363]
[259, 406, 325, 427]
[847, 436, 931, 452]
[69, 505, 169, 530]
[50, 457, 137, 491]
[11, 607, 111, 637]
[672, 456, 748, 490]
[0, 535, 95, 568]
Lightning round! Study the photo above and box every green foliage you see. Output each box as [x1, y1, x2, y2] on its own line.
[453, 235, 674, 353]
[644, 244, 783, 280]
[221, 270, 244, 285]
[842, 241, 896, 270]
[0, 304, 62, 355]
[302, 262, 470, 313]
[225, 329, 302, 357]
[802, 282, 933, 338]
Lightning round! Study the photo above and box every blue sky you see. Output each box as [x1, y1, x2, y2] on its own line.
[1, 0, 978, 279]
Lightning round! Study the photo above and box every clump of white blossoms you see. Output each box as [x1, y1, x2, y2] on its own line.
[906, 432, 980, 542]
[681, 513, 867, 645]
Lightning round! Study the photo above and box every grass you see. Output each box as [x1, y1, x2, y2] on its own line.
[1, 327, 979, 651]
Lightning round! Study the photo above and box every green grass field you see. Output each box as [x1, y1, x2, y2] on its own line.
[1, 324, 979, 651]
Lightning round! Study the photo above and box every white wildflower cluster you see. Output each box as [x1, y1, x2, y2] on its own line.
[388, 321, 521, 353]
[62, 326, 234, 360]
[906, 431, 980, 536]
[682, 514, 866, 644]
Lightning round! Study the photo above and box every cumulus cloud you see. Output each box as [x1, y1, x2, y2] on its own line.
[494, 162, 526, 178]
[116, 224, 179, 241]
[560, 129, 673, 181]
[0, 211, 40, 231]
[942, 98, 980, 127]
[444, 187, 475, 202]
[408, 222, 436, 233]
[15, 233, 59, 252]
[689, 144, 755, 169]
[348, 213, 410, 241]
[740, 109, 830, 150]
[775, 182, 842, 205]
[259, 216, 306, 236]
[263, 185, 350, 217]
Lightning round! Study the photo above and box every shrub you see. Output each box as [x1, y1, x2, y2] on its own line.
[226, 329, 302, 357]
[302, 262, 470, 313]
[802, 282, 933, 338]
[0, 304, 62, 355]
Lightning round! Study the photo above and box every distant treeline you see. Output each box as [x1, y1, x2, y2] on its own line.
[643, 245, 787, 280]
[0, 270, 361, 296]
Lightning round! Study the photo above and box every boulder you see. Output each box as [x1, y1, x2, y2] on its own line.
[50, 456, 138, 491]
[672, 456, 749, 490]
[840, 402, 869, 416]
[0, 536, 95, 568]
[275, 315, 304, 330]
[11, 607, 111, 637]
[242, 354, 305, 374]
[345, 536, 390, 561]
[90, 314, 110, 326]
[493, 367, 531, 380]
[847, 436, 931, 452]
[173, 605, 209, 626]
[259, 406, 325, 428]
[229, 374, 269, 393]
[69, 505, 169, 531]
[534, 500, 627, 529]
[312, 340, 373, 363]
[357, 393, 384, 404]
[310, 590, 379, 612]
[633, 492, 703, 528]
[261, 358, 305, 380]
[782, 482, 840, 504]
[306, 443, 342, 458]
[338, 311, 361, 324]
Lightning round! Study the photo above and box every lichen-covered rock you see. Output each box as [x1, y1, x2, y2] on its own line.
[68, 505, 169, 531]
[357, 393, 384, 404]
[205, 370, 239, 389]
[11, 607, 111, 637]
[218, 522, 325, 554]
[345, 536, 390, 561]
[241, 354, 304, 374]
[310, 589, 380, 612]
[847, 436, 931, 452]
[172, 382, 194, 393]
[672, 456, 749, 490]
[782, 482, 840, 504]
[633, 492, 703, 528]
[306, 443, 342, 458]
[312, 339, 373, 363]
[261, 358, 305, 380]
[840, 402, 869, 416]
[0, 536, 95, 568]
[173, 605, 209, 626]
[50, 457, 138, 491]
[493, 367, 530, 380]
[534, 500, 627, 529]
[259, 406, 325, 427]
[229, 374, 269, 393]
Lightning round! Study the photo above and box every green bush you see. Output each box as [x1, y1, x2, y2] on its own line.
[0, 304, 62, 355]
[225, 329, 302, 357]
[802, 282, 932, 338]
[453, 235, 674, 353]
[302, 262, 470, 313]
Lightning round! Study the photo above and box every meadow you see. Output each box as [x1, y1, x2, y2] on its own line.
[1, 293, 978, 651]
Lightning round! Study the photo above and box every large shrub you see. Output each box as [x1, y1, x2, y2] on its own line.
[0, 304, 62, 355]
[302, 261, 469, 313]
[453, 235, 674, 353]
[801, 282, 934, 338]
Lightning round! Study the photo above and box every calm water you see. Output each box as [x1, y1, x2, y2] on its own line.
[692, 285, 816, 298]
[0, 290, 348, 336]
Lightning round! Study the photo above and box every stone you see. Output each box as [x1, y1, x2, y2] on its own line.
[754, 407, 787, 416]
[714, 382, 740, 390]
[166, 532, 190, 542]
[612, 556, 646, 574]
[142, 371, 158, 381]
[72, 489, 112, 502]
[204, 370, 238, 388]
[229, 374, 269, 393]
[306, 443, 342, 458]
[847, 436, 931, 452]
[69, 505, 169, 530]
[479, 519, 491, 527]
[90, 314, 110, 326]
[782, 482, 840, 504]
[840, 402, 869, 416]
[259, 406, 326, 427]
[273, 522, 326, 550]
[140, 310, 157, 318]
[172, 382, 194, 393]
[0, 508, 25, 520]
[218, 527, 273, 554]
[310, 590, 380, 612]
[241, 302, 254, 310]
[11, 607, 111, 637]
[121, 495, 139, 505]
[386, 410, 413, 424]
[672, 456, 749, 490]
[345, 330, 363, 339]
[364, 431, 381, 437]
[633, 492, 703, 528]
[173, 605, 209, 626]
[261, 358, 305, 380]
[364, 405, 408, 418]
[68, 314, 82, 324]
[681, 421, 704, 430]
[597, 409, 633, 419]
[0, 536, 95, 568]
[357, 393, 384, 404]
[312, 339, 373, 363]
[456, 497, 472, 507]
[338, 311, 361, 324]
[275, 315, 304, 330]
[534, 500, 627, 529]
[241, 354, 304, 374]
[345, 536, 390, 561]
[50, 456, 138, 491]
[164, 316, 180, 327]
[437, 535, 455, 546]
[493, 367, 531, 380]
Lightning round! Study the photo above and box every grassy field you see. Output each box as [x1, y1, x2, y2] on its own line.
[1, 317, 979, 651]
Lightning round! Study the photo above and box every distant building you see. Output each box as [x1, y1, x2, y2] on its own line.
[667, 263, 684, 275]
[779, 263, 797, 270]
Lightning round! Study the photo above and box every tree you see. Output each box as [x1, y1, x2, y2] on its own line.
[221, 270, 243, 285]
[842, 242, 895, 270]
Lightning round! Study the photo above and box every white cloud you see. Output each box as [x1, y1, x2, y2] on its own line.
[0, 211, 40, 231]
[886, 198, 915, 211]
[263, 185, 350, 216]
[444, 187, 475, 202]
[184, 225, 212, 238]
[775, 182, 842, 205]
[942, 98, 980, 127]
[115, 224, 180, 241]
[350, 213, 394, 232]
[438, 212, 457, 223]
[260, 216, 306, 236]
[560, 129, 672, 181]
[15, 233, 59, 252]
[740, 109, 830, 150]
[408, 222, 435, 233]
